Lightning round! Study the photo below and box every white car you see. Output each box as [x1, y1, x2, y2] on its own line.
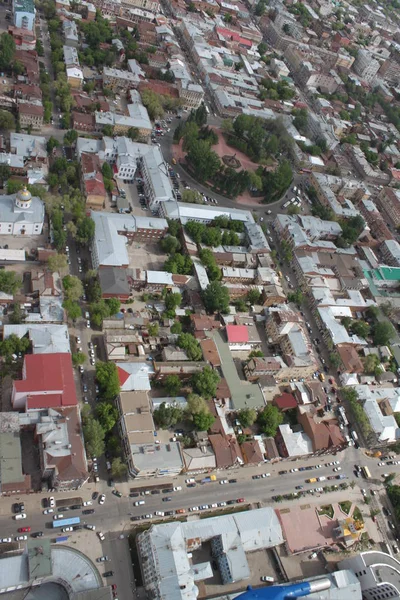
[86, 525, 96, 531]
[62, 527, 73, 532]
[189, 506, 199, 512]
[98, 532, 105, 541]
[99, 495, 105, 505]
[262, 473, 271, 478]
[15, 535, 27, 541]
[220, 480, 228, 485]
[211, 503, 218, 508]
[378, 462, 386, 466]
[333, 461, 340, 465]
[144, 514, 153, 519]
[83, 501, 93, 507]
[185, 478, 195, 484]
[173, 486, 182, 491]
[1, 537, 11, 543]
[134, 501, 145, 506]
[290, 468, 298, 473]
[53, 514, 63, 520]
[14, 513, 27, 520]
[333, 467, 342, 472]
[44, 509, 54, 515]
[218, 502, 226, 507]
[49, 497, 55, 508]
[155, 511, 164, 516]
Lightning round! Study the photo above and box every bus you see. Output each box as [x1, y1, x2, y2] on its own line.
[52, 517, 80, 529]
[282, 200, 291, 209]
[362, 466, 371, 479]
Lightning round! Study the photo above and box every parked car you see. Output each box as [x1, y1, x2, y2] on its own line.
[99, 495, 105, 505]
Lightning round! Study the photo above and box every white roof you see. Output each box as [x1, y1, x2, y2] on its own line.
[116, 362, 154, 391]
[3, 324, 70, 354]
[67, 67, 83, 79]
[279, 423, 313, 457]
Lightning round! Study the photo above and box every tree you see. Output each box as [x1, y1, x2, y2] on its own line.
[0, 333, 30, 359]
[193, 411, 215, 431]
[63, 299, 82, 322]
[47, 253, 68, 273]
[181, 189, 203, 204]
[148, 322, 159, 336]
[161, 235, 181, 254]
[177, 333, 202, 360]
[127, 127, 139, 141]
[350, 320, 370, 339]
[363, 354, 380, 375]
[111, 457, 127, 478]
[248, 350, 264, 358]
[102, 162, 113, 180]
[164, 374, 181, 396]
[96, 401, 119, 433]
[72, 352, 86, 367]
[0, 110, 15, 130]
[106, 297, 120, 316]
[329, 352, 341, 369]
[76, 216, 95, 244]
[186, 393, 208, 415]
[186, 139, 221, 183]
[372, 321, 395, 346]
[191, 366, 220, 399]
[0, 33, 16, 72]
[247, 289, 262, 304]
[167, 219, 180, 237]
[165, 292, 181, 315]
[0, 164, 10, 186]
[287, 205, 300, 216]
[47, 137, 60, 154]
[96, 361, 120, 400]
[257, 404, 284, 436]
[202, 281, 230, 314]
[238, 408, 257, 427]
[102, 124, 114, 136]
[171, 320, 182, 334]
[0, 270, 21, 295]
[62, 275, 84, 302]
[153, 402, 184, 428]
[287, 290, 303, 307]
[63, 129, 78, 147]
[9, 302, 23, 325]
[83, 417, 105, 458]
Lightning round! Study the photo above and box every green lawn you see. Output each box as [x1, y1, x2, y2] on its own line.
[353, 506, 364, 523]
[339, 501, 352, 515]
[318, 504, 334, 519]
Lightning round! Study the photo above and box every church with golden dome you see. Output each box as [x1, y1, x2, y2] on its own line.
[0, 186, 45, 235]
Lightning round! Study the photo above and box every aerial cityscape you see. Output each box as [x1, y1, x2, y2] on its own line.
[2, 0, 400, 598]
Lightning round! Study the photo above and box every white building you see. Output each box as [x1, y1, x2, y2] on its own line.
[0, 187, 44, 235]
[353, 50, 381, 84]
[339, 551, 400, 600]
[13, 0, 35, 30]
[137, 508, 283, 600]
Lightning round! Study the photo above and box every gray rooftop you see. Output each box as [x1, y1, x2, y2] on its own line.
[3, 324, 70, 354]
[99, 267, 130, 296]
[0, 192, 44, 225]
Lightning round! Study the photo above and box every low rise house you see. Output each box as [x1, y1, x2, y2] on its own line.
[226, 324, 261, 351]
[208, 433, 243, 469]
[18, 102, 44, 130]
[98, 267, 130, 299]
[80, 152, 106, 210]
[276, 423, 313, 458]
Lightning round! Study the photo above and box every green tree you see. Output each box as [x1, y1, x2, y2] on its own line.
[127, 127, 139, 141]
[0, 33, 16, 72]
[167, 219, 180, 237]
[0, 164, 10, 185]
[372, 321, 395, 346]
[329, 352, 341, 369]
[0, 110, 15, 130]
[9, 302, 23, 325]
[47, 253, 68, 272]
[76, 216, 95, 244]
[193, 411, 215, 431]
[72, 351, 86, 367]
[96, 361, 120, 400]
[186, 139, 221, 183]
[83, 417, 105, 458]
[0, 270, 21, 294]
[171, 320, 182, 334]
[161, 235, 181, 254]
[102, 124, 114, 136]
[186, 393, 208, 415]
[63, 129, 78, 146]
[248, 350, 264, 358]
[247, 289, 261, 304]
[96, 401, 119, 433]
[148, 322, 159, 336]
[63, 299, 82, 322]
[46, 136, 60, 154]
[102, 162, 113, 180]
[238, 408, 257, 427]
[287, 289, 303, 306]
[153, 402, 184, 428]
[363, 354, 380, 375]
[177, 332, 202, 360]
[164, 374, 182, 396]
[257, 404, 284, 436]
[350, 320, 370, 338]
[111, 456, 127, 478]
[181, 189, 203, 204]
[202, 281, 230, 314]
[106, 297, 120, 316]
[191, 366, 220, 399]
[62, 275, 84, 302]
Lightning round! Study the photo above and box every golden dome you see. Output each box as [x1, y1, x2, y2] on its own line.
[17, 187, 32, 202]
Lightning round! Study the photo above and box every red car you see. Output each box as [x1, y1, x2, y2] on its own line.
[111, 585, 117, 591]
[18, 527, 31, 533]
[237, 498, 245, 503]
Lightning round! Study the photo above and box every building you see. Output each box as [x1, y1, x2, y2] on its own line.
[265, 305, 316, 370]
[208, 433, 243, 468]
[0, 413, 31, 495]
[352, 385, 400, 444]
[177, 79, 204, 109]
[377, 187, 400, 229]
[226, 324, 260, 351]
[63, 19, 79, 46]
[138, 146, 175, 211]
[18, 103, 44, 130]
[103, 67, 141, 90]
[116, 362, 154, 391]
[20, 406, 88, 491]
[91, 211, 168, 268]
[12, 353, 78, 410]
[13, 0, 36, 31]
[353, 50, 381, 83]
[381, 239, 400, 267]
[339, 551, 400, 600]
[137, 508, 283, 599]
[4, 324, 70, 355]
[80, 152, 107, 209]
[66, 66, 84, 89]
[117, 391, 183, 478]
[98, 267, 130, 299]
[0, 187, 44, 235]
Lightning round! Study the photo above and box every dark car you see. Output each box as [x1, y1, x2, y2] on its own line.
[229, 479, 237, 483]
[83, 509, 95, 515]
[92, 492, 99, 501]
[131, 516, 141, 521]
[151, 490, 161, 495]
[59, 506, 69, 512]
[73, 525, 83, 531]
[129, 492, 139, 498]
[31, 532, 43, 538]
[13, 503, 23, 514]
[103, 571, 114, 578]
[252, 475, 261, 480]
[383, 507, 391, 517]
[187, 483, 196, 488]
[226, 500, 235, 505]
[162, 497, 172, 502]
[164, 511, 174, 516]
[162, 489, 173, 494]
[279, 470, 288, 475]
[108, 479, 114, 487]
[112, 490, 122, 498]
[70, 504, 81, 510]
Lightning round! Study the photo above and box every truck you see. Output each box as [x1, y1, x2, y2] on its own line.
[200, 475, 217, 484]
[307, 478, 317, 483]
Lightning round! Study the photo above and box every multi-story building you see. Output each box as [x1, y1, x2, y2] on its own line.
[116, 391, 183, 478]
[66, 67, 84, 89]
[102, 67, 141, 90]
[381, 239, 400, 267]
[265, 305, 316, 370]
[0, 187, 44, 236]
[353, 49, 380, 84]
[245, 354, 315, 382]
[63, 19, 79, 46]
[18, 102, 44, 130]
[139, 147, 174, 211]
[177, 80, 204, 109]
[120, 0, 159, 11]
[377, 187, 400, 228]
[13, 0, 35, 31]
[339, 551, 400, 599]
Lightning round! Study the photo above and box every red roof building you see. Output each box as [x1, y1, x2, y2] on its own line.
[273, 393, 297, 411]
[226, 325, 248, 344]
[12, 354, 77, 410]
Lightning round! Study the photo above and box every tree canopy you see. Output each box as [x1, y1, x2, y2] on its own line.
[177, 333, 203, 361]
[0, 270, 21, 295]
[83, 417, 105, 458]
[95, 361, 120, 400]
[202, 281, 230, 314]
[96, 401, 119, 432]
[153, 402, 184, 428]
[191, 366, 220, 399]
[257, 404, 283, 436]
[164, 374, 182, 396]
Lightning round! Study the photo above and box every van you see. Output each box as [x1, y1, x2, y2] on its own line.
[85, 311, 90, 319]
